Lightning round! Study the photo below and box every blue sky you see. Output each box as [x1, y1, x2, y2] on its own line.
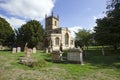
[0, 0, 107, 37]
[53, 0, 107, 29]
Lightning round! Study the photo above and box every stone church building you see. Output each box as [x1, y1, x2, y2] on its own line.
[44, 13, 75, 51]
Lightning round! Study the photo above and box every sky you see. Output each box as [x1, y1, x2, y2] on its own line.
[0, 0, 107, 37]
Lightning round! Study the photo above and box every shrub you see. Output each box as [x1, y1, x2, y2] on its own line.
[62, 50, 68, 57]
[31, 59, 46, 68]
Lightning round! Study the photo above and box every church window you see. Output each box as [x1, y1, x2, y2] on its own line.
[65, 33, 69, 45]
[55, 21, 57, 26]
[55, 37, 59, 46]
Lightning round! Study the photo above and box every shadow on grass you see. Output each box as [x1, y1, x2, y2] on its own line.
[84, 49, 120, 69]
[44, 58, 68, 64]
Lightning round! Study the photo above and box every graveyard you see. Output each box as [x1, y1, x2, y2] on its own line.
[0, 0, 120, 80]
[0, 46, 120, 80]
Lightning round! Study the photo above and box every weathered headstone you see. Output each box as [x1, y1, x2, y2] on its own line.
[24, 43, 28, 53]
[51, 50, 62, 62]
[32, 47, 36, 54]
[17, 47, 21, 53]
[67, 48, 84, 65]
[26, 49, 32, 57]
[45, 48, 48, 53]
[18, 57, 37, 67]
[1, 47, 5, 50]
[0, 45, 2, 50]
[12, 48, 16, 53]
[49, 48, 53, 53]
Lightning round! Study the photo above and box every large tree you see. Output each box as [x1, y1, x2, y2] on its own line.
[15, 20, 44, 48]
[94, 0, 120, 49]
[107, 0, 120, 10]
[75, 29, 91, 49]
[0, 17, 15, 46]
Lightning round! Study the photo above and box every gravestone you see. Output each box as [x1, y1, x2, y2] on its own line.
[32, 47, 36, 54]
[26, 49, 32, 57]
[18, 57, 37, 67]
[51, 50, 62, 62]
[45, 48, 48, 53]
[1, 47, 5, 50]
[12, 48, 16, 53]
[24, 43, 28, 53]
[67, 48, 84, 65]
[17, 47, 21, 53]
[49, 48, 53, 53]
[0, 45, 2, 50]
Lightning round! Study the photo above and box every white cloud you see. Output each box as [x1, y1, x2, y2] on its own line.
[0, 0, 56, 28]
[7, 17, 26, 29]
[93, 14, 105, 20]
[0, 0, 55, 20]
[93, 16, 97, 20]
[87, 8, 91, 11]
[69, 26, 83, 38]
[0, 14, 26, 29]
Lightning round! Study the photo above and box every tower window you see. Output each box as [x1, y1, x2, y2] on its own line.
[55, 21, 57, 26]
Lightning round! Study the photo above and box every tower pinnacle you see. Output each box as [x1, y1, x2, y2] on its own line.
[52, 11, 54, 16]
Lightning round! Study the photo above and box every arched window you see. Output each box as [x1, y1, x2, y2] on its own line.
[55, 21, 57, 26]
[55, 37, 59, 46]
[65, 33, 69, 45]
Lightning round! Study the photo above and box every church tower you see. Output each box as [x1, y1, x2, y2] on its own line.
[45, 12, 59, 31]
[44, 12, 75, 51]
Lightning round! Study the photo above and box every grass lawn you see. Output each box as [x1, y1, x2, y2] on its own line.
[0, 47, 120, 80]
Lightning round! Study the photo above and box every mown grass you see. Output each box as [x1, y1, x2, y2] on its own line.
[0, 46, 120, 80]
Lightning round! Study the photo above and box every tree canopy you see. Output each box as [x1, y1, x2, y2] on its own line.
[107, 0, 120, 9]
[0, 17, 15, 46]
[75, 29, 91, 48]
[94, 0, 120, 49]
[15, 20, 44, 48]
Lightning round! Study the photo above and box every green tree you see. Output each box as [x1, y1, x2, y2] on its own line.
[0, 17, 15, 46]
[94, 0, 120, 49]
[107, 0, 120, 10]
[75, 29, 91, 49]
[15, 20, 44, 48]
